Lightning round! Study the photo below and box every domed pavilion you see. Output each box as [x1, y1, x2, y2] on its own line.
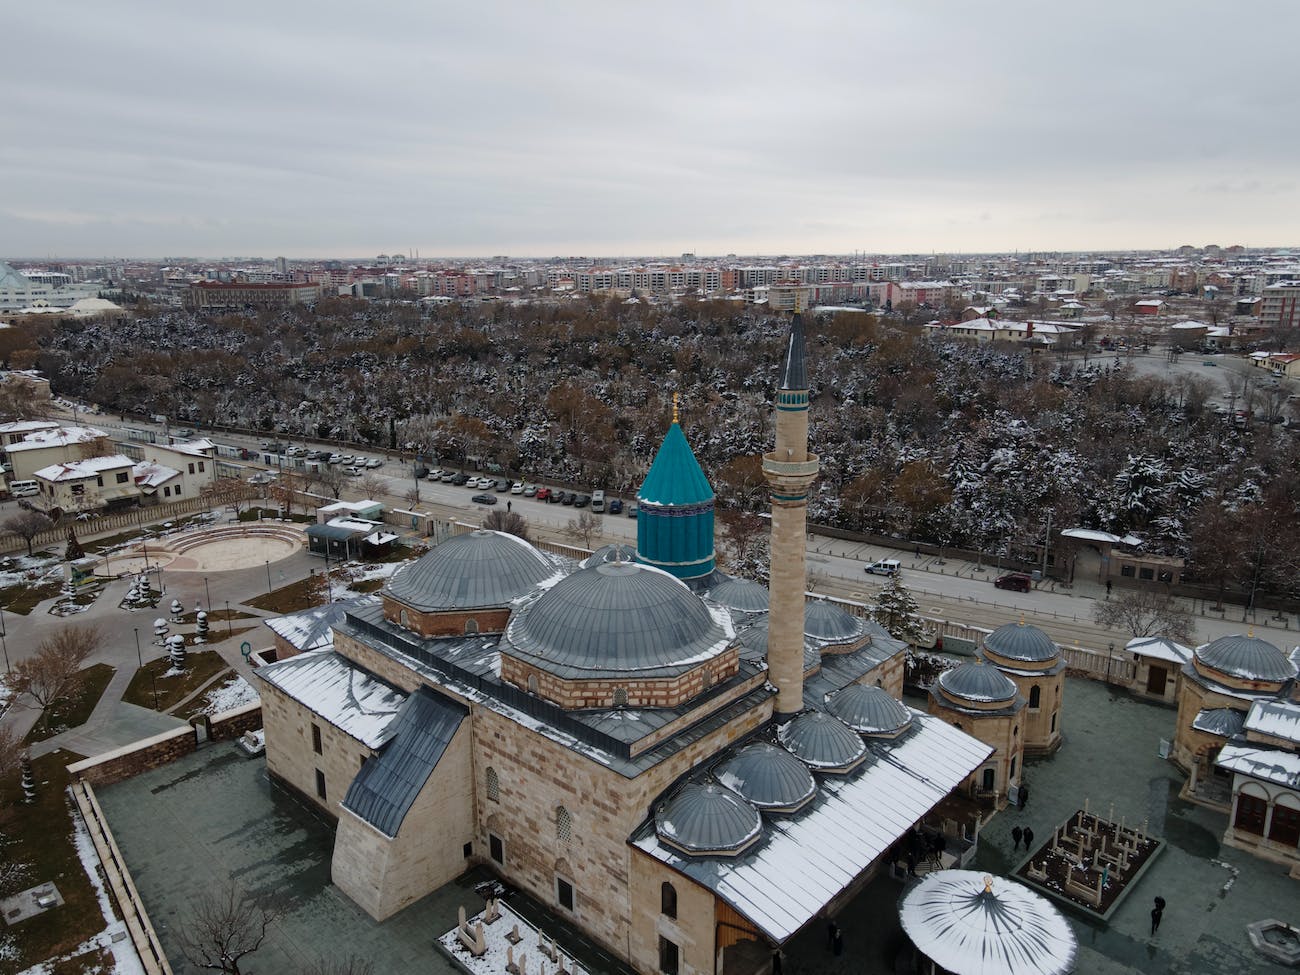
[928, 661, 1026, 806]
[979, 619, 1065, 755]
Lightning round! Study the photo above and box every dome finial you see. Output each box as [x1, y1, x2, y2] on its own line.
[1247, 626, 1254, 638]
[983, 874, 994, 894]
[672, 391, 680, 424]
[1018, 614, 1025, 626]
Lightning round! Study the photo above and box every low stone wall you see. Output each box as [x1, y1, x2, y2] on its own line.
[66, 725, 197, 787]
[209, 702, 263, 742]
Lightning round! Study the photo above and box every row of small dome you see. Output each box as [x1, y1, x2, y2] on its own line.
[654, 686, 914, 857]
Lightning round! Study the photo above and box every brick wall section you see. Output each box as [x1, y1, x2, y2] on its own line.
[382, 596, 511, 638]
[66, 726, 197, 787]
[499, 647, 741, 710]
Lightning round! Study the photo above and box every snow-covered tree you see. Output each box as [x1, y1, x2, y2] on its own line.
[869, 575, 926, 645]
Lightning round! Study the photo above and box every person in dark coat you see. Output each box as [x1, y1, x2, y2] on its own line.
[827, 920, 837, 951]
[1019, 782, 1030, 810]
[771, 949, 783, 975]
[832, 926, 844, 957]
[1011, 826, 1023, 850]
[906, 850, 917, 877]
[1151, 896, 1166, 935]
[1023, 827, 1035, 851]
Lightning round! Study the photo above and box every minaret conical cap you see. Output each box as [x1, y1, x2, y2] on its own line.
[779, 313, 808, 391]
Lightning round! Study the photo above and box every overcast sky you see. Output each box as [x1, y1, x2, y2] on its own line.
[4, 1, 1297, 260]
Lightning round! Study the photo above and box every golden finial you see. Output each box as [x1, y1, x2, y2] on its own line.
[983, 874, 994, 894]
[1018, 614, 1025, 626]
[672, 392, 680, 424]
[1247, 627, 1254, 638]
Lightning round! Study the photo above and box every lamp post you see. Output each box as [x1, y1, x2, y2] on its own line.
[0, 601, 9, 674]
[225, 600, 232, 638]
[203, 576, 212, 612]
[134, 627, 158, 709]
[265, 560, 272, 594]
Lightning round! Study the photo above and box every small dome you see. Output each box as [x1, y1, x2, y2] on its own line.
[984, 621, 1059, 663]
[655, 783, 762, 856]
[579, 543, 638, 569]
[938, 662, 1018, 704]
[777, 711, 867, 772]
[716, 743, 816, 812]
[803, 644, 821, 674]
[804, 600, 867, 644]
[708, 576, 770, 613]
[827, 685, 913, 736]
[386, 530, 554, 612]
[734, 618, 815, 664]
[1195, 634, 1297, 683]
[504, 561, 728, 677]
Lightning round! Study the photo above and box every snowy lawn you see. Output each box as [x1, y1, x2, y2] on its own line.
[178, 674, 259, 720]
[121, 650, 229, 713]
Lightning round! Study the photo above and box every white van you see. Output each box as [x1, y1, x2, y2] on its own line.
[864, 559, 901, 577]
[591, 490, 605, 513]
[9, 480, 40, 498]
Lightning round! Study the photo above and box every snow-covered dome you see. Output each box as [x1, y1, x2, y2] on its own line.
[707, 576, 770, 613]
[899, 871, 1077, 975]
[503, 561, 729, 678]
[938, 662, 1018, 705]
[1195, 634, 1297, 684]
[804, 600, 867, 644]
[655, 783, 762, 856]
[385, 529, 554, 611]
[715, 743, 817, 813]
[579, 543, 639, 568]
[827, 684, 913, 737]
[777, 711, 867, 772]
[984, 621, 1059, 663]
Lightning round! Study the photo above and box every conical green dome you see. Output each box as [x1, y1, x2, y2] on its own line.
[638, 421, 714, 506]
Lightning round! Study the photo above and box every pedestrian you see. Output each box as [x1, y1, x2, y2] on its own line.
[507, 499, 512, 512]
[827, 919, 836, 951]
[771, 949, 783, 975]
[832, 926, 844, 957]
[1150, 896, 1165, 936]
[906, 850, 917, 877]
[1011, 826, 1023, 851]
[1023, 827, 1034, 851]
[1106, 579, 1113, 597]
[1019, 782, 1030, 810]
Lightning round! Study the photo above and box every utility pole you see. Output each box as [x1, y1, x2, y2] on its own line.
[1041, 509, 1053, 579]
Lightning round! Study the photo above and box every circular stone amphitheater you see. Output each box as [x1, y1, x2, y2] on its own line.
[98, 524, 305, 576]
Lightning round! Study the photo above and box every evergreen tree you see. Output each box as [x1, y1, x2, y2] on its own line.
[64, 527, 85, 563]
[870, 574, 925, 645]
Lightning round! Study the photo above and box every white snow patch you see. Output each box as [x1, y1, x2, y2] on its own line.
[194, 675, 260, 716]
[65, 796, 147, 975]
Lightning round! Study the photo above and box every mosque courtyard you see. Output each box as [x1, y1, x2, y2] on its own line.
[93, 675, 1297, 975]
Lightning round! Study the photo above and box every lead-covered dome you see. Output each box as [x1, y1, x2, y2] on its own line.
[580, 543, 639, 568]
[804, 600, 868, 645]
[938, 662, 1018, 704]
[827, 684, 913, 737]
[655, 783, 762, 856]
[385, 530, 554, 611]
[503, 561, 729, 677]
[1195, 634, 1296, 683]
[716, 743, 816, 813]
[984, 621, 1059, 663]
[707, 576, 770, 614]
[777, 711, 867, 772]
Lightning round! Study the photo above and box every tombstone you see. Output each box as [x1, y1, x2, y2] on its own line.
[484, 897, 502, 924]
[507, 922, 523, 945]
[196, 611, 208, 643]
[20, 752, 35, 804]
[169, 634, 186, 670]
[507, 946, 519, 975]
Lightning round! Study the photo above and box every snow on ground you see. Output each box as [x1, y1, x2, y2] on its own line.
[329, 559, 409, 600]
[437, 900, 589, 975]
[193, 675, 259, 716]
[0, 553, 61, 590]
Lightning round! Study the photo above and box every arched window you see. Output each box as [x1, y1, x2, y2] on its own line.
[1029, 685, 1041, 709]
[613, 687, 628, 707]
[1013, 725, 1019, 737]
[486, 767, 500, 803]
[661, 881, 677, 918]
[399, 609, 409, 628]
[528, 674, 539, 695]
[465, 618, 479, 635]
[1010, 755, 1017, 779]
[556, 805, 572, 842]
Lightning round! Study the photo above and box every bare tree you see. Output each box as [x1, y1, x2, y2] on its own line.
[202, 477, 259, 519]
[0, 724, 20, 782]
[483, 509, 530, 542]
[317, 465, 346, 500]
[4, 510, 54, 557]
[565, 511, 601, 549]
[358, 473, 388, 501]
[1093, 589, 1196, 646]
[10, 624, 101, 735]
[178, 883, 279, 975]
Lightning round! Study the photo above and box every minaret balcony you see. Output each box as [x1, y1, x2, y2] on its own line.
[762, 452, 820, 480]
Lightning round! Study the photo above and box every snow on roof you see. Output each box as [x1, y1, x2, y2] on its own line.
[1060, 527, 1122, 544]
[1170, 320, 1209, 330]
[1215, 743, 1300, 789]
[263, 597, 370, 652]
[151, 438, 215, 457]
[319, 499, 382, 515]
[253, 648, 406, 748]
[7, 425, 108, 452]
[0, 420, 59, 435]
[132, 462, 180, 488]
[633, 712, 992, 943]
[326, 517, 382, 533]
[1125, 635, 1192, 665]
[1244, 699, 1300, 746]
[34, 453, 135, 481]
[364, 531, 399, 546]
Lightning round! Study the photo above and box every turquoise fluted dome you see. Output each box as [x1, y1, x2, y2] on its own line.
[636, 419, 715, 582]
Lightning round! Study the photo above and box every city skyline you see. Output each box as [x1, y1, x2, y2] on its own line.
[4, 1, 1298, 259]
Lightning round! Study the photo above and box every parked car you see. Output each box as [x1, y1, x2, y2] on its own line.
[535, 487, 551, 501]
[591, 490, 605, 512]
[366, 458, 383, 469]
[343, 466, 364, 477]
[560, 491, 575, 505]
[451, 473, 470, 485]
[522, 484, 536, 497]
[574, 493, 591, 508]
[426, 470, 442, 481]
[495, 479, 511, 492]
[864, 559, 901, 577]
[327, 454, 344, 464]
[471, 493, 497, 505]
[626, 504, 638, 518]
[546, 489, 562, 503]
[440, 471, 456, 482]
[608, 498, 623, 515]
[511, 482, 525, 495]
[994, 572, 1033, 592]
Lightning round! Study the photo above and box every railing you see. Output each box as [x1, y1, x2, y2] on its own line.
[1061, 645, 1136, 684]
[0, 496, 213, 556]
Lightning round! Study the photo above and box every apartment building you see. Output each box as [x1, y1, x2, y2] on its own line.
[1260, 282, 1300, 331]
[32, 454, 138, 515]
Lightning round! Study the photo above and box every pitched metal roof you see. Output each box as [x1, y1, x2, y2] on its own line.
[984, 621, 1059, 663]
[715, 742, 816, 812]
[253, 649, 405, 748]
[340, 688, 467, 838]
[1125, 635, 1192, 665]
[1215, 743, 1300, 789]
[779, 313, 808, 391]
[263, 596, 370, 653]
[1195, 634, 1297, 683]
[899, 870, 1078, 975]
[385, 529, 557, 612]
[633, 712, 994, 944]
[637, 421, 714, 507]
[1244, 699, 1300, 745]
[655, 783, 762, 856]
[503, 561, 731, 678]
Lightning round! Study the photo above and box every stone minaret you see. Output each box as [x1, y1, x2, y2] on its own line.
[762, 303, 819, 720]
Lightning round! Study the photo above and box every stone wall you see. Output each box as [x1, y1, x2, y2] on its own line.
[926, 698, 1023, 806]
[499, 647, 741, 711]
[66, 726, 197, 787]
[1000, 669, 1063, 756]
[628, 850, 718, 975]
[382, 595, 510, 639]
[332, 719, 474, 920]
[259, 681, 376, 818]
[208, 702, 263, 742]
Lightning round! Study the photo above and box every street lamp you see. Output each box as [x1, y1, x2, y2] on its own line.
[225, 600, 232, 638]
[134, 627, 158, 709]
[265, 560, 272, 594]
[203, 576, 212, 612]
[0, 601, 9, 673]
